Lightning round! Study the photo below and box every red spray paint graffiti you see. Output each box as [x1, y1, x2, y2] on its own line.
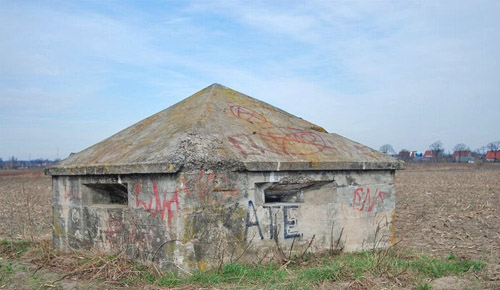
[352, 187, 387, 212]
[229, 127, 334, 156]
[230, 105, 268, 124]
[104, 216, 124, 239]
[103, 216, 148, 249]
[228, 105, 334, 156]
[178, 169, 240, 203]
[134, 170, 240, 225]
[135, 182, 179, 226]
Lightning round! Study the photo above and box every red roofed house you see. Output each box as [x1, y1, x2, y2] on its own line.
[485, 151, 500, 162]
[422, 150, 433, 162]
[452, 150, 474, 163]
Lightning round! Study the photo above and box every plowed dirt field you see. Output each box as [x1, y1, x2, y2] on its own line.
[1, 165, 499, 262]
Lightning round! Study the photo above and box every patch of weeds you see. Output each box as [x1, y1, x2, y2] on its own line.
[196, 263, 283, 285]
[189, 270, 225, 285]
[0, 239, 32, 258]
[121, 277, 138, 286]
[28, 274, 45, 289]
[135, 264, 149, 271]
[221, 263, 245, 275]
[75, 255, 93, 266]
[416, 282, 433, 290]
[94, 254, 117, 267]
[344, 252, 374, 279]
[281, 279, 314, 290]
[298, 265, 340, 284]
[122, 264, 154, 286]
[156, 263, 287, 288]
[156, 271, 181, 288]
[286, 250, 483, 289]
[3, 264, 14, 274]
[408, 256, 484, 278]
[0, 264, 12, 284]
[0, 239, 486, 289]
[239, 263, 286, 283]
[0, 262, 28, 286]
[140, 272, 155, 283]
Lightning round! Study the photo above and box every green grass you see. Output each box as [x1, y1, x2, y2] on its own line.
[298, 265, 341, 284]
[0, 239, 486, 289]
[416, 282, 433, 290]
[140, 250, 485, 289]
[0, 261, 52, 290]
[0, 262, 27, 284]
[0, 239, 32, 258]
[156, 263, 287, 288]
[407, 256, 483, 278]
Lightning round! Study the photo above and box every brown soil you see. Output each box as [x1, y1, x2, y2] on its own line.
[1, 165, 499, 289]
[396, 163, 500, 264]
[0, 170, 52, 240]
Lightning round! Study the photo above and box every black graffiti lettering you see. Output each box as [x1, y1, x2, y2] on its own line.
[263, 205, 280, 239]
[246, 201, 302, 240]
[244, 200, 264, 240]
[283, 205, 301, 239]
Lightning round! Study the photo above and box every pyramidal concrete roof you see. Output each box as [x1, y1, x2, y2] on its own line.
[47, 84, 402, 175]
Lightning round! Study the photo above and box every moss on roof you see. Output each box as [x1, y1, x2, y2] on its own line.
[47, 84, 402, 175]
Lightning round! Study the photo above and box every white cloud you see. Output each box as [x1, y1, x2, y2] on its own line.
[1, 0, 499, 159]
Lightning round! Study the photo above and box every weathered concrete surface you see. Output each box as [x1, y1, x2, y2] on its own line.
[46, 83, 402, 176]
[52, 169, 395, 272]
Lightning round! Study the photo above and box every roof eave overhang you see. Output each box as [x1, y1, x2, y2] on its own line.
[46, 160, 403, 176]
[243, 161, 404, 171]
[45, 162, 182, 176]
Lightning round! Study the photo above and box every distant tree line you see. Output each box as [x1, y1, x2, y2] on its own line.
[0, 156, 60, 170]
[379, 140, 500, 163]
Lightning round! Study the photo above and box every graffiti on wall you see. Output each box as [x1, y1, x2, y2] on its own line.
[244, 201, 301, 240]
[178, 169, 240, 203]
[228, 105, 335, 156]
[230, 105, 268, 123]
[134, 169, 241, 225]
[103, 215, 152, 252]
[352, 187, 387, 212]
[104, 216, 125, 243]
[135, 182, 179, 226]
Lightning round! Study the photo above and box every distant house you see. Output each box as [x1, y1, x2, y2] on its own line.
[422, 150, 446, 162]
[422, 150, 433, 162]
[397, 150, 410, 161]
[485, 151, 500, 162]
[396, 150, 421, 162]
[452, 150, 474, 163]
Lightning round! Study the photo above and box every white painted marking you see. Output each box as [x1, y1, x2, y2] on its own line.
[270, 171, 276, 182]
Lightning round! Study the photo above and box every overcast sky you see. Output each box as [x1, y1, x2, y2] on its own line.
[1, 0, 499, 160]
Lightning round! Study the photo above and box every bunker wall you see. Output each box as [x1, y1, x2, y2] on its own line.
[52, 169, 395, 272]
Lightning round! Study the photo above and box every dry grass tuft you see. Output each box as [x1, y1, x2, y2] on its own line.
[1, 239, 153, 287]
